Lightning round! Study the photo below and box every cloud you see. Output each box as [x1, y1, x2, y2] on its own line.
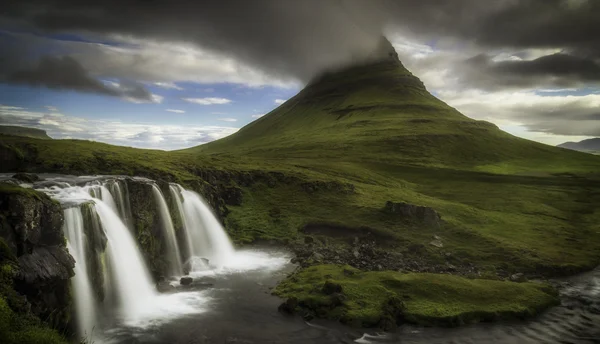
[183, 97, 232, 105]
[166, 109, 185, 114]
[217, 118, 237, 122]
[274, 99, 286, 105]
[3, 54, 158, 102]
[251, 114, 265, 118]
[45, 105, 58, 112]
[154, 82, 184, 90]
[0, 104, 238, 149]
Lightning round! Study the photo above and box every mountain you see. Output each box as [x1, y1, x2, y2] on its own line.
[558, 138, 600, 154]
[191, 37, 596, 174]
[0, 125, 51, 139]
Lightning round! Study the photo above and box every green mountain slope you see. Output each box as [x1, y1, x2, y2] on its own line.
[0, 126, 51, 140]
[191, 40, 596, 175]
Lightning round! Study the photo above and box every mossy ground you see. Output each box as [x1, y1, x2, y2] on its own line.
[274, 265, 559, 328]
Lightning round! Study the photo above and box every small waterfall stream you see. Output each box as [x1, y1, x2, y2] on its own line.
[63, 207, 98, 338]
[152, 184, 184, 276]
[170, 184, 235, 268]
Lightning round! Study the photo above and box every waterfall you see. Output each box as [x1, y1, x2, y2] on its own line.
[63, 207, 98, 339]
[151, 184, 183, 276]
[109, 180, 133, 230]
[93, 201, 157, 319]
[36, 176, 231, 339]
[169, 184, 234, 268]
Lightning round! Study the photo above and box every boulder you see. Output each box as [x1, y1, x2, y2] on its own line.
[278, 297, 298, 314]
[384, 201, 442, 227]
[12, 173, 40, 183]
[180, 276, 193, 285]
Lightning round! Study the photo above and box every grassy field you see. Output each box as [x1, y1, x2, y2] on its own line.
[1, 51, 600, 328]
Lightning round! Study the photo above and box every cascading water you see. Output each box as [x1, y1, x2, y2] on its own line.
[63, 207, 98, 339]
[110, 180, 134, 230]
[93, 201, 157, 319]
[169, 184, 235, 268]
[151, 184, 184, 276]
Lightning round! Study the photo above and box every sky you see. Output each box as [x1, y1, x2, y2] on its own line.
[0, 0, 599, 150]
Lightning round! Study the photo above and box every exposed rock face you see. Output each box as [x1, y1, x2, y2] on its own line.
[384, 201, 442, 227]
[12, 172, 40, 183]
[126, 179, 166, 278]
[0, 185, 74, 331]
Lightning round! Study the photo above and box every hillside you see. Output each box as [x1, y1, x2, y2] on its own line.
[558, 138, 600, 154]
[0, 126, 51, 140]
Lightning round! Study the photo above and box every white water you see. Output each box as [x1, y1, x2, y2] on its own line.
[63, 207, 98, 339]
[110, 181, 133, 230]
[170, 185, 235, 268]
[151, 184, 183, 276]
[94, 201, 157, 320]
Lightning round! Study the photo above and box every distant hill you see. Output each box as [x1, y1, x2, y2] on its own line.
[558, 138, 600, 154]
[0, 125, 51, 139]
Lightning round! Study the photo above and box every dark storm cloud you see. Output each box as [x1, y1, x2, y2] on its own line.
[9, 56, 120, 95]
[1, 0, 600, 87]
[3, 54, 154, 101]
[460, 53, 600, 90]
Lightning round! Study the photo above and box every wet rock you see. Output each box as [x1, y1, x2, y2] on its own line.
[322, 281, 343, 295]
[278, 297, 298, 314]
[384, 201, 442, 227]
[330, 292, 347, 306]
[180, 276, 193, 285]
[12, 173, 40, 183]
[0, 185, 75, 330]
[200, 257, 210, 266]
[510, 273, 527, 283]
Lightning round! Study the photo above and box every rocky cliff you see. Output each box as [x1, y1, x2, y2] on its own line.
[0, 183, 74, 335]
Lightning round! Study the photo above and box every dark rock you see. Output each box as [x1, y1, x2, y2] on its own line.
[304, 236, 315, 244]
[384, 201, 442, 227]
[180, 276, 193, 285]
[221, 186, 243, 206]
[0, 185, 75, 331]
[278, 297, 298, 314]
[322, 281, 343, 295]
[12, 173, 40, 183]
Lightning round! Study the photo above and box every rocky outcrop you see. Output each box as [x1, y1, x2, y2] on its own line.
[383, 201, 442, 227]
[126, 179, 166, 278]
[0, 184, 74, 331]
[12, 173, 40, 183]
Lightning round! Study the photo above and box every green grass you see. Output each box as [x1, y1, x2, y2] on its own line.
[274, 265, 559, 327]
